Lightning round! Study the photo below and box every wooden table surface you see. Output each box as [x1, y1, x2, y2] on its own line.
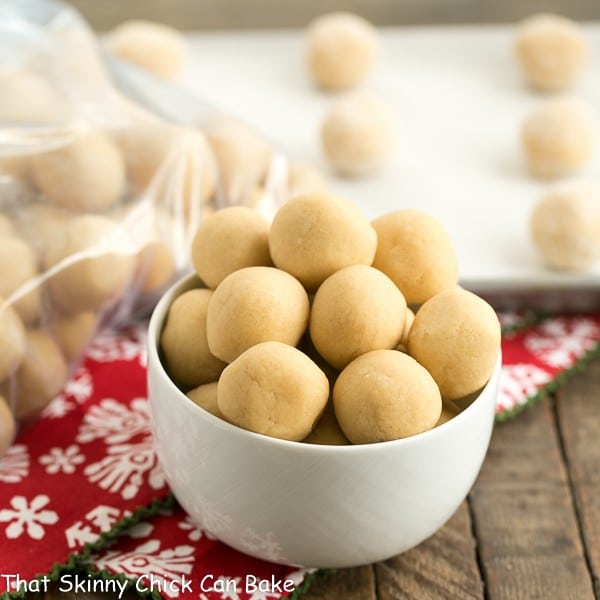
[25, 356, 600, 599]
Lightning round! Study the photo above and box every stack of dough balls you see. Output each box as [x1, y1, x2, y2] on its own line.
[160, 192, 501, 446]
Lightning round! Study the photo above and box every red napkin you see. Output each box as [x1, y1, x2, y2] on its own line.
[0, 314, 598, 599]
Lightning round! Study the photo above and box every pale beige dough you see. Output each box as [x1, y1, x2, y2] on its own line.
[436, 401, 461, 427]
[306, 12, 378, 91]
[191, 206, 272, 289]
[207, 266, 310, 363]
[0, 300, 26, 382]
[303, 409, 350, 445]
[397, 307, 416, 352]
[31, 132, 125, 211]
[269, 192, 377, 290]
[115, 124, 215, 206]
[0, 395, 16, 457]
[7, 329, 68, 421]
[217, 341, 329, 441]
[206, 118, 273, 206]
[0, 215, 14, 236]
[0, 236, 42, 324]
[136, 241, 176, 294]
[521, 98, 595, 179]
[287, 162, 328, 199]
[44, 214, 137, 313]
[515, 14, 587, 92]
[15, 204, 75, 256]
[408, 288, 501, 401]
[530, 181, 600, 271]
[0, 155, 31, 182]
[310, 265, 407, 369]
[160, 288, 226, 389]
[107, 20, 186, 79]
[186, 382, 223, 419]
[333, 350, 441, 444]
[51, 311, 98, 363]
[321, 93, 394, 177]
[372, 209, 459, 305]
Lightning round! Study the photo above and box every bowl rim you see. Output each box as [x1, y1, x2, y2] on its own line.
[148, 273, 502, 456]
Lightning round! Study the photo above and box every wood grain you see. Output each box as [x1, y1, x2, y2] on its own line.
[302, 566, 376, 600]
[469, 396, 596, 600]
[375, 502, 483, 600]
[556, 357, 600, 598]
[69, 0, 600, 31]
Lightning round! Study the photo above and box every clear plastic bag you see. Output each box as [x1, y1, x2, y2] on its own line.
[0, 0, 297, 455]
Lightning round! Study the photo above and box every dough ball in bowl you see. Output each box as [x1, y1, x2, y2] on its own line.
[186, 382, 222, 419]
[521, 98, 595, 179]
[333, 350, 442, 444]
[192, 206, 272, 289]
[408, 288, 501, 401]
[321, 92, 394, 176]
[515, 14, 587, 92]
[310, 265, 407, 369]
[218, 341, 329, 441]
[107, 20, 186, 79]
[269, 193, 377, 290]
[207, 267, 310, 363]
[0, 236, 42, 324]
[31, 132, 125, 212]
[0, 395, 15, 457]
[44, 215, 137, 313]
[530, 181, 600, 271]
[303, 409, 350, 445]
[160, 288, 226, 389]
[306, 12, 378, 91]
[0, 300, 26, 382]
[372, 209, 459, 305]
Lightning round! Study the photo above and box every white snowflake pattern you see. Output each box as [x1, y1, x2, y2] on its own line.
[497, 364, 553, 411]
[63, 368, 93, 404]
[41, 396, 75, 419]
[247, 582, 288, 600]
[39, 445, 85, 475]
[0, 444, 29, 483]
[190, 498, 232, 536]
[93, 539, 194, 599]
[525, 318, 600, 369]
[239, 528, 283, 563]
[86, 327, 147, 364]
[0, 495, 58, 540]
[177, 514, 214, 542]
[77, 397, 150, 445]
[84, 436, 165, 500]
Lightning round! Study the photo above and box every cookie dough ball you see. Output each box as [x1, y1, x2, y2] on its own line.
[304, 409, 349, 445]
[9, 329, 68, 421]
[191, 207, 272, 289]
[160, 288, 226, 389]
[31, 132, 125, 211]
[0, 396, 15, 457]
[52, 311, 98, 363]
[44, 215, 137, 313]
[408, 288, 501, 401]
[136, 241, 176, 293]
[0, 236, 42, 324]
[0, 155, 31, 182]
[372, 209, 459, 305]
[310, 265, 407, 369]
[436, 401, 461, 427]
[515, 14, 587, 92]
[0, 215, 14, 236]
[206, 118, 273, 205]
[218, 341, 329, 441]
[287, 162, 328, 199]
[116, 125, 215, 205]
[107, 20, 186, 79]
[0, 301, 26, 382]
[334, 350, 441, 444]
[207, 267, 309, 363]
[521, 98, 595, 179]
[397, 307, 416, 352]
[321, 93, 394, 176]
[15, 204, 75, 256]
[0, 71, 65, 124]
[306, 12, 378, 91]
[269, 193, 377, 290]
[530, 182, 600, 271]
[187, 382, 223, 419]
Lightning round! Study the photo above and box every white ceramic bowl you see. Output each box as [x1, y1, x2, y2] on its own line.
[148, 274, 501, 568]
